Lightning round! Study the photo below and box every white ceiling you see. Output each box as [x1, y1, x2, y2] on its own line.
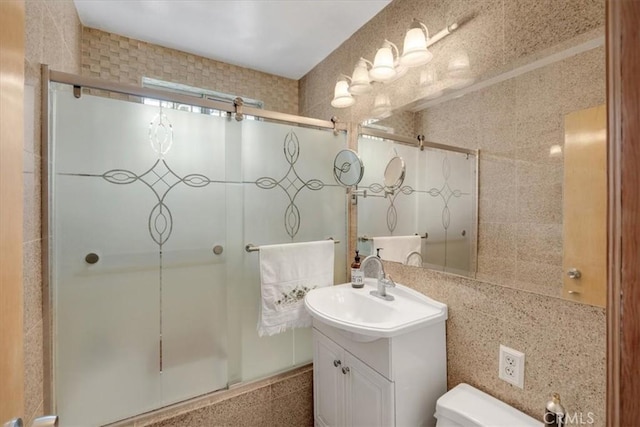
[73, 0, 391, 80]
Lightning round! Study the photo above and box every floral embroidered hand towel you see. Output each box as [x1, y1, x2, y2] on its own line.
[257, 240, 334, 337]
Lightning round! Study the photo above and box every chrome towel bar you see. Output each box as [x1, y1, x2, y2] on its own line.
[245, 238, 340, 253]
[358, 233, 428, 242]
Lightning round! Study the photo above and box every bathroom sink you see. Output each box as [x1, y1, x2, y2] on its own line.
[304, 278, 447, 340]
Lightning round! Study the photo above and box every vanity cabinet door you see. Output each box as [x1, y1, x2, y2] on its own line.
[344, 352, 394, 427]
[314, 330, 346, 427]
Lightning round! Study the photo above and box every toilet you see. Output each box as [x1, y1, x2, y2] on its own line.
[434, 383, 543, 427]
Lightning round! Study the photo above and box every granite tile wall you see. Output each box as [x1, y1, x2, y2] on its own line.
[23, 0, 82, 425]
[105, 365, 313, 427]
[384, 262, 606, 425]
[299, 0, 607, 424]
[80, 27, 299, 115]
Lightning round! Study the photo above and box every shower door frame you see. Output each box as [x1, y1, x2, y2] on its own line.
[40, 64, 350, 415]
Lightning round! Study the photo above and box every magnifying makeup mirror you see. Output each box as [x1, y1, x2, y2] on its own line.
[383, 156, 406, 191]
[333, 149, 365, 187]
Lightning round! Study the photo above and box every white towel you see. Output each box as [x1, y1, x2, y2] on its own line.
[372, 235, 422, 265]
[258, 240, 334, 337]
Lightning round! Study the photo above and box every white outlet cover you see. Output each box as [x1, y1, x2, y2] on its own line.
[499, 345, 525, 389]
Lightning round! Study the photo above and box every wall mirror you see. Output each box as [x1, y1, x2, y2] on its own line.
[357, 27, 606, 305]
[333, 148, 365, 188]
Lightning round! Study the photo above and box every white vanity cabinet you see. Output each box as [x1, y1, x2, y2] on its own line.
[312, 319, 447, 427]
[314, 329, 394, 427]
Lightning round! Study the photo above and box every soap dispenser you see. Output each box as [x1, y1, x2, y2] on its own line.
[351, 250, 364, 288]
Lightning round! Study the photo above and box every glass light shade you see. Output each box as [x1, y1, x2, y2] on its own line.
[448, 51, 471, 77]
[420, 67, 438, 86]
[349, 59, 372, 95]
[400, 27, 433, 67]
[446, 51, 474, 89]
[369, 43, 397, 82]
[384, 60, 408, 84]
[331, 80, 355, 108]
[371, 93, 392, 117]
[394, 60, 408, 79]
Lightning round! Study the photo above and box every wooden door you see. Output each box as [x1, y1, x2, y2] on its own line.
[563, 105, 607, 307]
[0, 0, 25, 424]
[607, 0, 640, 424]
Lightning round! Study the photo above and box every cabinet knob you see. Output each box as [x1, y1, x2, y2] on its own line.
[333, 359, 341, 367]
[342, 367, 350, 375]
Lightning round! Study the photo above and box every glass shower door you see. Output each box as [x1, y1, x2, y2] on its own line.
[238, 120, 347, 381]
[51, 87, 230, 425]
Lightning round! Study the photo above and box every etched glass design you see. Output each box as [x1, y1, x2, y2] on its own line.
[51, 86, 347, 425]
[240, 119, 347, 381]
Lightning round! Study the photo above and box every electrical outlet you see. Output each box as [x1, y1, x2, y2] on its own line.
[499, 345, 525, 388]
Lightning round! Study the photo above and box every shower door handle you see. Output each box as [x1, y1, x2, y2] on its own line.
[3, 415, 57, 427]
[3, 418, 22, 427]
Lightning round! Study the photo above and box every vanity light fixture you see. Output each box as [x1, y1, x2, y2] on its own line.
[348, 58, 373, 95]
[331, 17, 466, 110]
[400, 19, 434, 67]
[331, 76, 356, 108]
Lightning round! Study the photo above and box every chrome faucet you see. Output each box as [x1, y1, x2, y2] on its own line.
[361, 255, 396, 301]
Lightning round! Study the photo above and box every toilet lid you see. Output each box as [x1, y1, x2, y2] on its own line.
[434, 384, 543, 427]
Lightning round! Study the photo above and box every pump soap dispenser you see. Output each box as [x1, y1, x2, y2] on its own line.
[351, 250, 364, 288]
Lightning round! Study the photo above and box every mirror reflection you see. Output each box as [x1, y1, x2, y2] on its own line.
[358, 31, 605, 305]
[333, 149, 365, 188]
[383, 156, 406, 191]
[356, 134, 477, 276]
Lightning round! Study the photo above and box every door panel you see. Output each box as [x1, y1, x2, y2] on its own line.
[0, 0, 25, 423]
[51, 91, 232, 425]
[345, 353, 394, 427]
[313, 330, 344, 427]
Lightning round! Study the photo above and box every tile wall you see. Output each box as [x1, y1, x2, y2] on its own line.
[385, 262, 606, 424]
[80, 28, 299, 115]
[107, 365, 313, 427]
[23, 0, 82, 425]
[299, 0, 607, 424]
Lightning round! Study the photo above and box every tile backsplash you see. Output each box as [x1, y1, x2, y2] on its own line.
[299, 0, 607, 424]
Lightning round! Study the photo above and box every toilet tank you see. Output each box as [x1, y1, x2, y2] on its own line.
[434, 384, 543, 427]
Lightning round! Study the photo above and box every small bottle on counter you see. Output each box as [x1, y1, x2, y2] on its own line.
[544, 393, 566, 427]
[351, 250, 364, 288]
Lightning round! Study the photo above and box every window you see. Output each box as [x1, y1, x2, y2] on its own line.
[141, 77, 263, 119]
